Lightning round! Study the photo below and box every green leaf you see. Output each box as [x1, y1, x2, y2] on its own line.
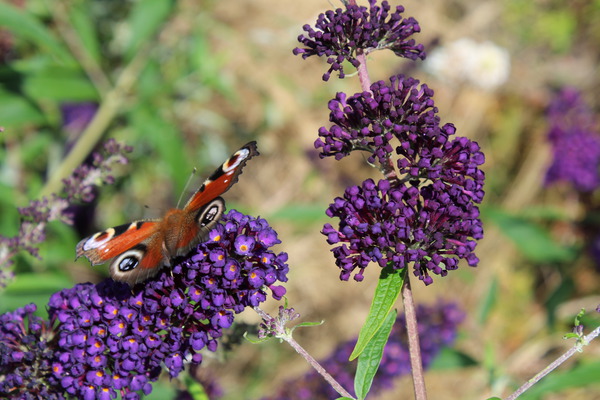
[269, 204, 328, 223]
[3, 272, 71, 293]
[534, 10, 576, 53]
[23, 65, 98, 101]
[429, 347, 479, 369]
[183, 373, 210, 400]
[0, 88, 45, 127]
[544, 276, 575, 327]
[519, 361, 600, 400]
[294, 321, 324, 329]
[67, 2, 101, 63]
[189, 31, 235, 99]
[477, 276, 498, 324]
[486, 208, 576, 263]
[354, 309, 396, 400]
[0, 273, 72, 314]
[0, 3, 72, 63]
[0, 182, 20, 234]
[562, 333, 580, 340]
[349, 266, 404, 361]
[124, 0, 176, 59]
[144, 379, 177, 400]
[129, 104, 191, 193]
[335, 398, 355, 400]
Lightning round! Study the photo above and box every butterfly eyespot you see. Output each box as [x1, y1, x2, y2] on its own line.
[197, 199, 225, 227]
[119, 256, 139, 272]
[112, 246, 146, 276]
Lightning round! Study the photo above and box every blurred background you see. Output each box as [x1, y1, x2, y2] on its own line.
[0, 0, 599, 399]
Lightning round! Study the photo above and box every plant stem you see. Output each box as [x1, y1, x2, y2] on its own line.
[505, 325, 600, 400]
[402, 276, 428, 400]
[282, 334, 355, 399]
[356, 51, 372, 94]
[39, 44, 150, 197]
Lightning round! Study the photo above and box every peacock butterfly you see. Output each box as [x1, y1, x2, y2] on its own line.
[76, 141, 259, 286]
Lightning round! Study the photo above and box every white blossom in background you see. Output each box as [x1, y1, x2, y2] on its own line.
[423, 38, 511, 91]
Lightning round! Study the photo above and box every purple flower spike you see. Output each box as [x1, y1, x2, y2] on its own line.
[0, 209, 288, 399]
[316, 73, 485, 285]
[294, 0, 425, 81]
[544, 87, 600, 192]
[324, 178, 483, 285]
[315, 75, 444, 164]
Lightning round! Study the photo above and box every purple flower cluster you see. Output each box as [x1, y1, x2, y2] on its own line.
[263, 301, 464, 400]
[544, 87, 600, 192]
[323, 177, 482, 285]
[0, 210, 288, 399]
[317, 75, 485, 285]
[293, 0, 425, 81]
[0, 304, 56, 399]
[0, 139, 132, 287]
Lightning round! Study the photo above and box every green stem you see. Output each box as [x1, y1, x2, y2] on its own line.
[282, 334, 355, 399]
[39, 45, 150, 197]
[505, 325, 600, 400]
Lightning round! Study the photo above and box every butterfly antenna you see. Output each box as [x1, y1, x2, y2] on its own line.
[177, 167, 197, 208]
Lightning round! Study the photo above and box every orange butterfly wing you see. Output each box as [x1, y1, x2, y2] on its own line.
[76, 221, 161, 265]
[185, 141, 259, 211]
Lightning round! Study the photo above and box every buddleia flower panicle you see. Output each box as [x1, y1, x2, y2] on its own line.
[544, 87, 600, 192]
[317, 74, 485, 285]
[0, 139, 133, 288]
[323, 177, 483, 285]
[293, 0, 425, 81]
[315, 75, 444, 165]
[0, 210, 288, 400]
[263, 302, 464, 400]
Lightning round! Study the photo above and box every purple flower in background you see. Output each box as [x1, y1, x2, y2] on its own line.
[263, 302, 464, 400]
[0, 210, 288, 399]
[0, 139, 132, 287]
[294, 0, 425, 81]
[60, 102, 98, 135]
[545, 88, 600, 192]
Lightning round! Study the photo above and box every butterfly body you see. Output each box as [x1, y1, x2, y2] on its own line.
[76, 142, 258, 286]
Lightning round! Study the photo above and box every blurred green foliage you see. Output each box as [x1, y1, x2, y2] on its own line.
[0, 0, 258, 305]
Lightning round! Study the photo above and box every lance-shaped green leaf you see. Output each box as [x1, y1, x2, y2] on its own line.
[0, 3, 72, 63]
[349, 265, 404, 361]
[124, 0, 176, 59]
[354, 309, 396, 399]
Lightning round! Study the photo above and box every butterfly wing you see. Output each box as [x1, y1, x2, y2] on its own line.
[184, 141, 259, 211]
[76, 220, 167, 285]
[76, 141, 260, 286]
[162, 141, 259, 255]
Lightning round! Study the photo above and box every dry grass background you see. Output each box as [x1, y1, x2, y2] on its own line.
[156, 0, 600, 399]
